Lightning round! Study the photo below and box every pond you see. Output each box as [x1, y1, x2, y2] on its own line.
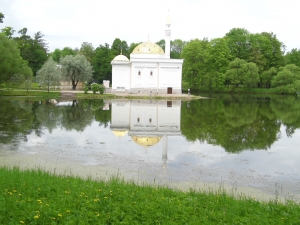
[0, 95, 299, 202]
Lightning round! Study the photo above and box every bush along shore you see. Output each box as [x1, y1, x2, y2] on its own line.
[1, 167, 299, 224]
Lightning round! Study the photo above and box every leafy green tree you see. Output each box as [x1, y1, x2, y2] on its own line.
[36, 57, 62, 92]
[181, 38, 210, 88]
[61, 47, 77, 57]
[111, 38, 129, 58]
[60, 54, 93, 90]
[0, 33, 32, 84]
[242, 62, 259, 89]
[225, 28, 250, 61]
[79, 42, 94, 63]
[51, 49, 62, 63]
[260, 32, 285, 69]
[92, 43, 114, 82]
[156, 39, 165, 51]
[260, 67, 277, 88]
[284, 48, 300, 67]
[271, 64, 300, 94]
[248, 33, 267, 73]
[14, 28, 48, 75]
[170, 39, 186, 59]
[0, 12, 4, 23]
[34, 31, 48, 52]
[225, 58, 247, 88]
[1, 26, 15, 38]
[204, 38, 231, 89]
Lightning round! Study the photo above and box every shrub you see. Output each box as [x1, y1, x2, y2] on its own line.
[91, 82, 99, 94]
[98, 84, 105, 94]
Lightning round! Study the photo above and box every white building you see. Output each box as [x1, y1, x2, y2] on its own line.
[111, 13, 184, 94]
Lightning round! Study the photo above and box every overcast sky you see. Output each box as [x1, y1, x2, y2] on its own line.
[1, 0, 299, 52]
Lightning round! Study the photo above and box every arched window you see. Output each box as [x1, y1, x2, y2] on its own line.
[150, 71, 153, 76]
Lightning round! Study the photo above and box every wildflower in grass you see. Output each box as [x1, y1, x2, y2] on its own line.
[104, 196, 107, 199]
[13, 190, 17, 193]
[34, 215, 39, 219]
[58, 214, 62, 217]
[19, 193, 22, 196]
[95, 212, 100, 217]
[51, 217, 56, 220]
[46, 204, 49, 206]
[94, 198, 99, 202]
[9, 192, 12, 195]
[19, 221, 24, 224]
[66, 210, 70, 213]
[37, 188, 41, 191]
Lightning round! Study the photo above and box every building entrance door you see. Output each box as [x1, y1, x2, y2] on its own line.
[167, 87, 172, 94]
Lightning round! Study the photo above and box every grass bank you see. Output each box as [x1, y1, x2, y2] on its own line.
[1, 167, 299, 224]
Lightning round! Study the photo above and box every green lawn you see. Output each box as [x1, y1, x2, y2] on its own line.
[1, 167, 299, 224]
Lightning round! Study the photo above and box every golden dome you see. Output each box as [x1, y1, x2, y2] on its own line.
[112, 130, 128, 137]
[132, 42, 164, 54]
[112, 54, 129, 62]
[132, 136, 162, 147]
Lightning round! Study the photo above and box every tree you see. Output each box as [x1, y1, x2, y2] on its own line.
[181, 38, 210, 88]
[0, 33, 32, 83]
[225, 28, 250, 61]
[92, 43, 114, 82]
[36, 57, 62, 92]
[284, 48, 300, 67]
[111, 38, 129, 57]
[170, 39, 186, 59]
[272, 64, 300, 94]
[242, 62, 259, 89]
[0, 12, 4, 23]
[225, 58, 248, 88]
[51, 49, 62, 63]
[61, 47, 77, 57]
[156, 39, 165, 52]
[1, 26, 15, 38]
[60, 54, 93, 90]
[260, 67, 277, 88]
[79, 42, 94, 63]
[14, 28, 48, 75]
[204, 38, 231, 89]
[34, 31, 49, 52]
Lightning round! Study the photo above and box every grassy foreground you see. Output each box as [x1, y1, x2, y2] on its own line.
[1, 167, 299, 224]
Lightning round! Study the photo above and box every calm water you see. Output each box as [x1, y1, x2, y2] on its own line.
[0, 95, 300, 201]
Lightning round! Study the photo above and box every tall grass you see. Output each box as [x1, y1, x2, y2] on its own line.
[1, 167, 299, 224]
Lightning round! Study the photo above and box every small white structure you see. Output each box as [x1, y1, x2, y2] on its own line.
[103, 80, 110, 89]
[111, 12, 184, 94]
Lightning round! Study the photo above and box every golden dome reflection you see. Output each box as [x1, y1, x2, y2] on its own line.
[132, 42, 164, 54]
[112, 130, 128, 137]
[132, 136, 162, 148]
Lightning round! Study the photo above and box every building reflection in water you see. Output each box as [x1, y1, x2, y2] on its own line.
[109, 100, 181, 167]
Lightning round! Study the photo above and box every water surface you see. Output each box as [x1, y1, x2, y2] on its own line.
[0, 96, 299, 202]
